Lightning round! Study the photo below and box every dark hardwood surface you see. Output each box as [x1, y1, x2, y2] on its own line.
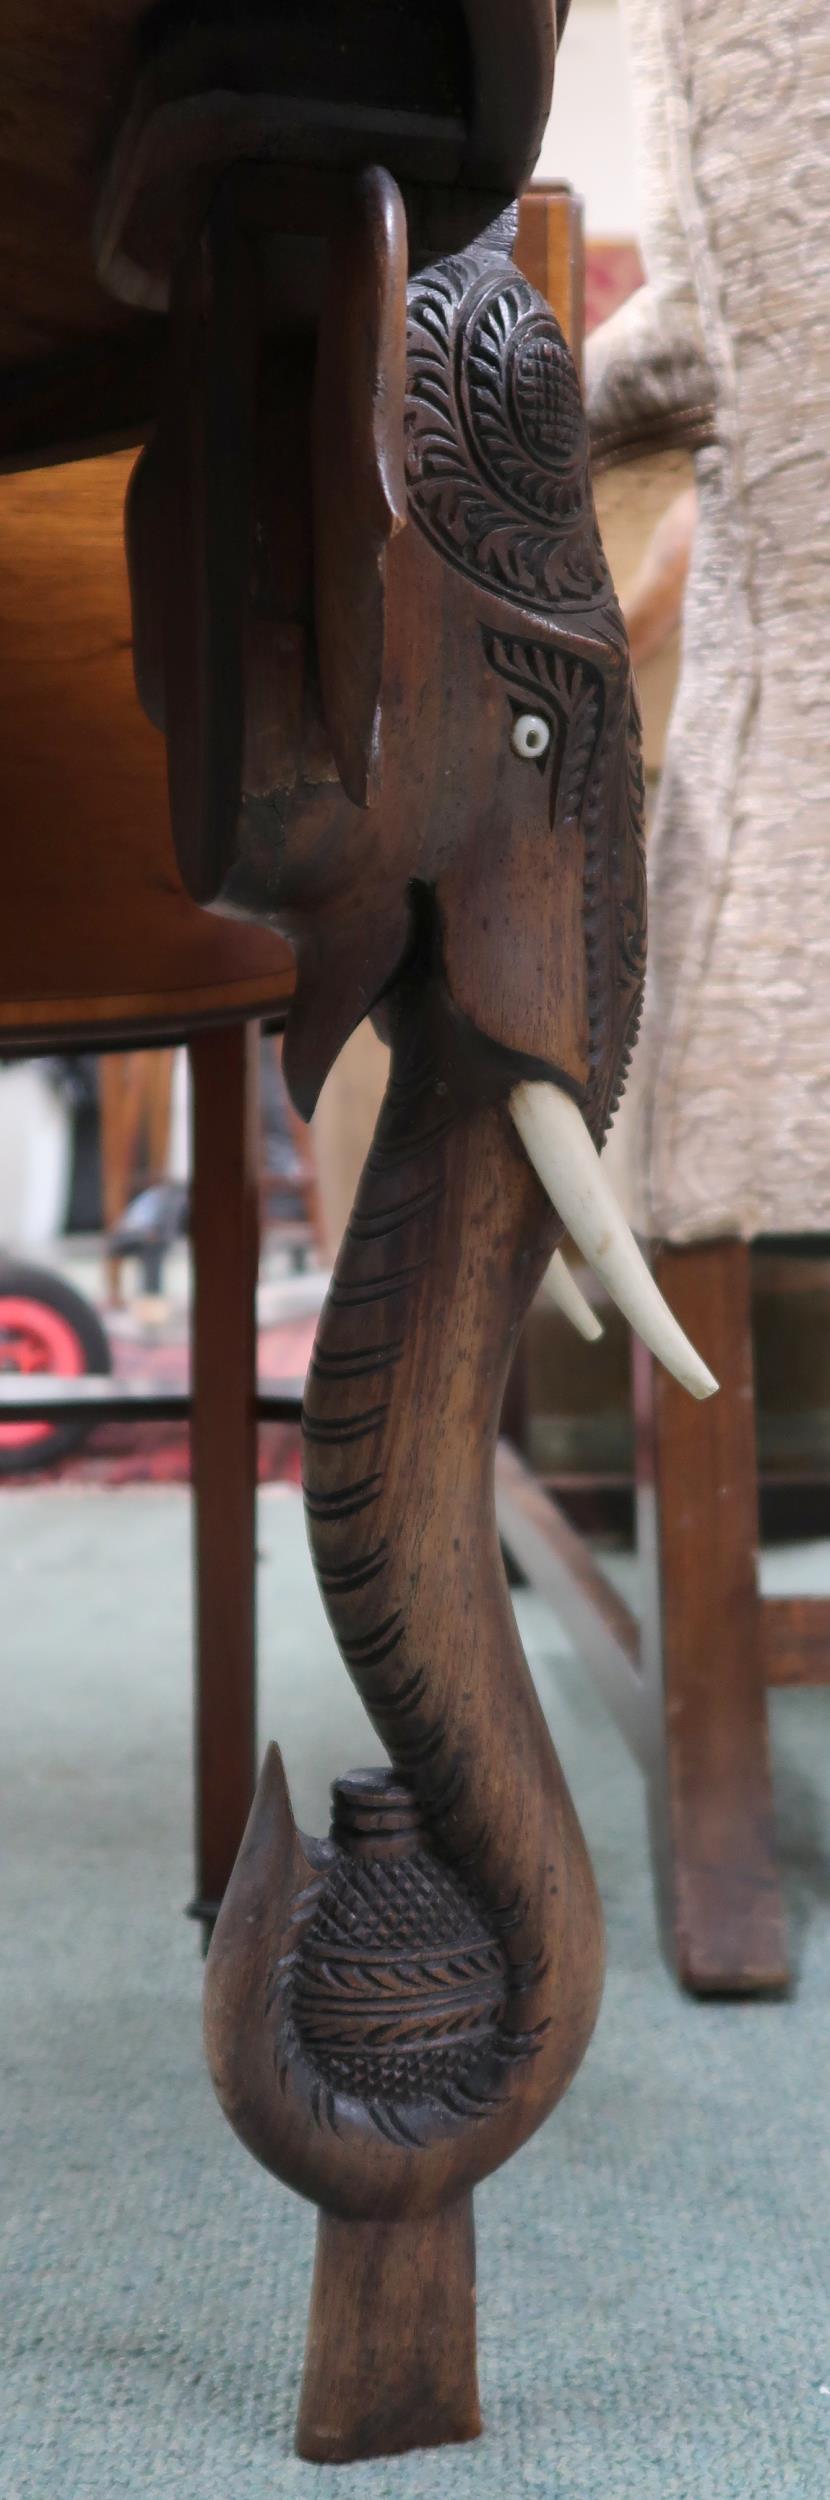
[516, 181, 585, 373]
[633, 1244, 789, 1993]
[296, 2199, 480, 2462]
[188, 169, 640, 2454]
[0, 1, 560, 464]
[499, 1243, 830, 1997]
[311, 165, 408, 808]
[190, 1026, 261, 1925]
[0, 7, 623, 2456]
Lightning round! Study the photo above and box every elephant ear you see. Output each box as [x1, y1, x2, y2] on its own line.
[312, 166, 408, 808]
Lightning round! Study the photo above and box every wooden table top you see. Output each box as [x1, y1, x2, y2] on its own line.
[0, 5, 560, 1043]
[0, 448, 295, 1044]
[0, 2, 558, 470]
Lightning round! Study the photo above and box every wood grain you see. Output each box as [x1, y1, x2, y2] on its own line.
[763, 1598, 830, 1688]
[190, 1025, 261, 1927]
[297, 2199, 480, 2462]
[634, 1241, 789, 1995]
[0, 452, 294, 1042]
[0, 1, 558, 455]
[312, 166, 408, 805]
[201, 207, 642, 2458]
[516, 183, 585, 374]
[495, 1438, 647, 1760]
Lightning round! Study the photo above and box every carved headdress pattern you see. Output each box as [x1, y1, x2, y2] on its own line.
[404, 242, 646, 1138]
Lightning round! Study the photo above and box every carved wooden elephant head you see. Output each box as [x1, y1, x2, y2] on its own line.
[126, 189, 714, 2225]
[139, 193, 642, 1139]
[129, 178, 709, 1389]
[267, 220, 645, 1158]
[124, 137, 714, 2475]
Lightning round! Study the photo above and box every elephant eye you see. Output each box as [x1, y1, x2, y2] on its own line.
[510, 711, 550, 761]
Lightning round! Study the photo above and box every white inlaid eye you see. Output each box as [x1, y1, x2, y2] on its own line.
[510, 712, 550, 761]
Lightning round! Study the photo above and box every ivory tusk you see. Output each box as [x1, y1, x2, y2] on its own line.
[511, 1081, 718, 1401]
[544, 1250, 604, 1342]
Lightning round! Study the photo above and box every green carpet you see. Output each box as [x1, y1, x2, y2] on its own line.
[2, 1488, 829, 2499]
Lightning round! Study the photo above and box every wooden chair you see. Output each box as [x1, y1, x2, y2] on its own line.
[498, 1240, 830, 1997]
[0, 450, 301, 1927]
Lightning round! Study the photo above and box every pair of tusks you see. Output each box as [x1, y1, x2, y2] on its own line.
[511, 1082, 717, 1401]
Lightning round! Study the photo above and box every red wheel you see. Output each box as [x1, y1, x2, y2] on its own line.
[0, 1295, 85, 1452]
[0, 1262, 111, 1475]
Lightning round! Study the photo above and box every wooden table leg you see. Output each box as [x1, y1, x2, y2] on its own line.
[189, 1021, 260, 1932]
[635, 1238, 789, 1995]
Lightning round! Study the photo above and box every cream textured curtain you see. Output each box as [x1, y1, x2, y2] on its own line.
[587, 0, 830, 1242]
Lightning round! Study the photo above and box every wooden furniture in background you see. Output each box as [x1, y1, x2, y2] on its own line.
[498, 195, 827, 1998]
[516, 180, 585, 368]
[99, 1049, 175, 1301]
[0, 451, 298, 1924]
[634, 1241, 790, 1993]
[267, 1035, 323, 1254]
[498, 1241, 830, 1996]
[189, 1023, 262, 1928]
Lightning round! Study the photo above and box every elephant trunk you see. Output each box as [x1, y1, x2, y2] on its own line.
[205, 975, 604, 2224]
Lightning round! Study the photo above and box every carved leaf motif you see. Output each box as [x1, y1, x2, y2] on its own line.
[560, 677, 600, 822]
[405, 247, 611, 612]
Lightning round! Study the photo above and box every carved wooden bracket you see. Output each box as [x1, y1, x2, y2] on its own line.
[312, 168, 408, 805]
[102, 7, 644, 2468]
[124, 161, 410, 895]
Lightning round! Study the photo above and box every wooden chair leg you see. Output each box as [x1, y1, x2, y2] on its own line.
[635, 1237, 789, 1994]
[189, 1022, 260, 1931]
[99, 1052, 148, 1304]
[272, 1032, 325, 1251]
[143, 1046, 175, 1182]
